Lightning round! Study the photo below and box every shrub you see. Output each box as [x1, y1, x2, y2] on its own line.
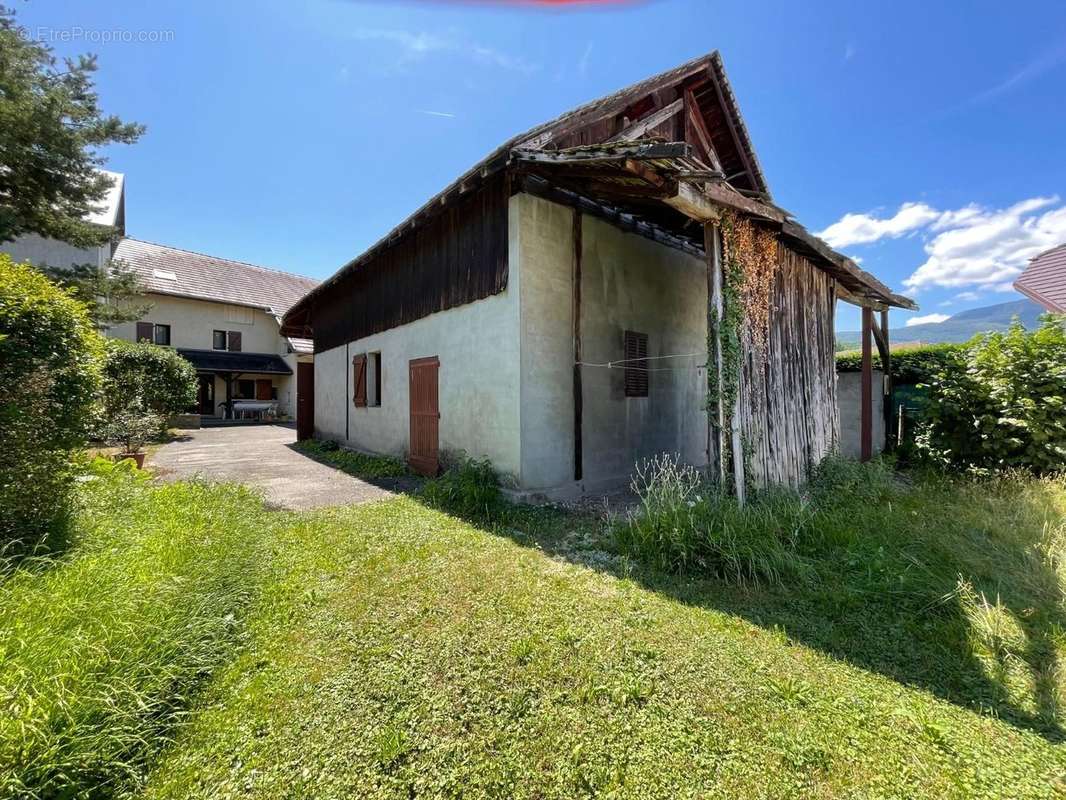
[420, 454, 501, 519]
[100, 338, 196, 419]
[0, 256, 103, 548]
[836, 342, 964, 384]
[916, 318, 1066, 471]
[807, 453, 897, 510]
[101, 405, 166, 454]
[616, 455, 810, 585]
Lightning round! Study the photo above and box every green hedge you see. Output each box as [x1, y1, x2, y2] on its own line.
[836, 342, 964, 384]
[0, 256, 103, 548]
[101, 338, 197, 419]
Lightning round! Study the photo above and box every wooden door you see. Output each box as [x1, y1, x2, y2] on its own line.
[408, 356, 440, 476]
[296, 362, 314, 441]
[255, 379, 273, 400]
[197, 375, 214, 415]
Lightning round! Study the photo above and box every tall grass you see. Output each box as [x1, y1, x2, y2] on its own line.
[615, 455, 812, 585]
[0, 460, 277, 799]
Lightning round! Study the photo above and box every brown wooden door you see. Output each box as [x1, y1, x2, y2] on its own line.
[296, 362, 314, 441]
[408, 356, 440, 476]
[255, 379, 273, 400]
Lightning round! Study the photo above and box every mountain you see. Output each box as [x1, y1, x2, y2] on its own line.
[836, 299, 1046, 349]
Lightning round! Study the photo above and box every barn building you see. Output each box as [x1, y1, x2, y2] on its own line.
[282, 52, 914, 497]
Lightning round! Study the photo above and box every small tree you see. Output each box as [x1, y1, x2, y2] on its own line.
[0, 7, 143, 246]
[0, 255, 103, 547]
[102, 405, 165, 456]
[917, 317, 1066, 471]
[101, 339, 197, 419]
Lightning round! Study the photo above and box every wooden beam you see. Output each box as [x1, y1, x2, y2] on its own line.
[707, 65, 757, 189]
[573, 210, 583, 482]
[881, 308, 893, 452]
[861, 306, 873, 462]
[513, 141, 691, 165]
[705, 222, 726, 483]
[684, 88, 724, 173]
[660, 179, 785, 224]
[606, 98, 684, 143]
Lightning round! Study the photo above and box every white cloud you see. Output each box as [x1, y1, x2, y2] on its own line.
[905, 313, 950, 327]
[352, 28, 539, 75]
[414, 109, 456, 119]
[954, 291, 981, 302]
[843, 42, 856, 62]
[967, 39, 1066, 107]
[904, 196, 1066, 292]
[816, 202, 940, 248]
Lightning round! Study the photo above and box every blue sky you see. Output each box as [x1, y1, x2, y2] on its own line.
[19, 0, 1066, 331]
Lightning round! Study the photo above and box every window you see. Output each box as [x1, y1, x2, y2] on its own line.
[153, 324, 171, 346]
[368, 352, 382, 406]
[212, 330, 226, 350]
[236, 379, 255, 399]
[623, 330, 649, 398]
[227, 331, 242, 352]
[136, 321, 171, 346]
[224, 304, 254, 325]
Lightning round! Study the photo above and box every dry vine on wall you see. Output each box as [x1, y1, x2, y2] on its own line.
[708, 209, 781, 484]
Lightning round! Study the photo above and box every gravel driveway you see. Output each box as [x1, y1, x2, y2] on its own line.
[150, 424, 400, 510]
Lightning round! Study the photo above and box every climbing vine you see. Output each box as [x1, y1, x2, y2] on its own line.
[706, 209, 780, 483]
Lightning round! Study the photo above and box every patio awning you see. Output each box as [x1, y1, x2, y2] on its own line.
[177, 349, 293, 375]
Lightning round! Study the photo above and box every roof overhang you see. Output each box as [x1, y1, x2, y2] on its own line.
[176, 349, 293, 375]
[511, 142, 916, 310]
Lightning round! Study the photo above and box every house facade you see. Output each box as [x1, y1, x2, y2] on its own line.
[1, 173, 318, 422]
[283, 52, 913, 495]
[107, 238, 317, 420]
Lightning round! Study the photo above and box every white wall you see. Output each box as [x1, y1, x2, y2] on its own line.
[837, 370, 886, 459]
[110, 292, 301, 417]
[1, 233, 110, 271]
[514, 194, 709, 490]
[313, 266, 523, 481]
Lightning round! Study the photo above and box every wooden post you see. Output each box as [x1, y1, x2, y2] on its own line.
[732, 377, 746, 506]
[572, 210, 583, 482]
[880, 308, 892, 451]
[705, 222, 726, 483]
[860, 307, 873, 462]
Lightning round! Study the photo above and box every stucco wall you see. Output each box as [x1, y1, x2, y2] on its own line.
[313, 265, 523, 481]
[837, 370, 885, 459]
[514, 194, 709, 489]
[1, 233, 110, 271]
[109, 293, 300, 417]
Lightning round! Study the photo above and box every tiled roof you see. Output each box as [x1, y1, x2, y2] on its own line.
[1014, 243, 1066, 313]
[112, 237, 318, 315]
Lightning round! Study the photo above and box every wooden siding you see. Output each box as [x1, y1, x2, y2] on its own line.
[311, 175, 509, 353]
[737, 243, 838, 487]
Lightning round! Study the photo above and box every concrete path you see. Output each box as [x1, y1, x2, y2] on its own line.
[150, 424, 400, 510]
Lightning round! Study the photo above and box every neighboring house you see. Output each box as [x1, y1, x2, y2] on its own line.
[1, 170, 126, 270]
[108, 238, 318, 420]
[1, 171, 319, 422]
[283, 51, 913, 495]
[1014, 243, 1066, 313]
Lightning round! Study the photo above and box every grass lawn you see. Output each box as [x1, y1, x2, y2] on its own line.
[2, 463, 1065, 798]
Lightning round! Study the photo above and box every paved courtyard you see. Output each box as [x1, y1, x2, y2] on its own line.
[150, 424, 400, 510]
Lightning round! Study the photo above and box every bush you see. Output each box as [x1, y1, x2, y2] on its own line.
[807, 453, 898, 510]
[0, 256, 103, 548]
[101, 338, 196, 419]
[836, 342, 964, 384]
[616, 455, 811, 585]
[420, 454, 501, 518]
[101, 405, 166, 454]
[916, 318, 1066, 471]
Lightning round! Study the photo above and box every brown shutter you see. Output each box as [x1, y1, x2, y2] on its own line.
[624, 330, 649, 398]
[136, 322, 153, 342]
[227, 331, 242, 352]
[352, 354, 367, 407]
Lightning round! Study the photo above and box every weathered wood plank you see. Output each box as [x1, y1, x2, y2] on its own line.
[606, 98, 684, 143]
